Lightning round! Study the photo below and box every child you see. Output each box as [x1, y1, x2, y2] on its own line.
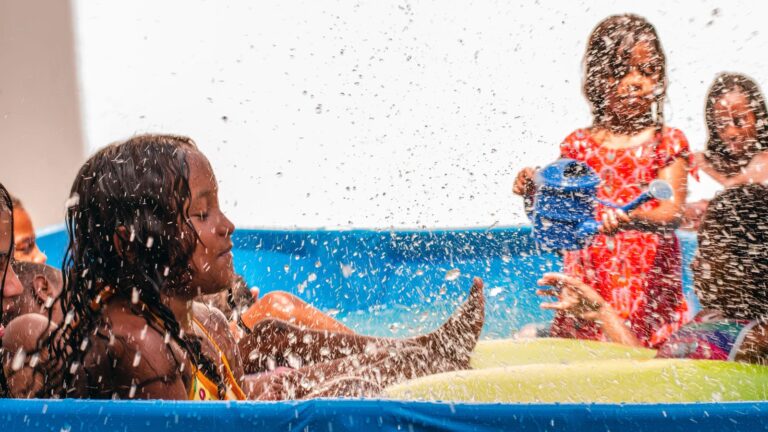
[514, 14, 691, 347]
[9, 195, 47, 264]
[0, 185, 25, 332]
[3, 135, 485, 400]
[684, 73, 768, 229]
[538, 184, 768, 364]
[0, 183, 25, 396]
[2, 262, 62, 327]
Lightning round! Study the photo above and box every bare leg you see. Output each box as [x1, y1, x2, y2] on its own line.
[240, 278, 485, 373]
[240, 291, 353, 334]
[244, 345, 464, 400]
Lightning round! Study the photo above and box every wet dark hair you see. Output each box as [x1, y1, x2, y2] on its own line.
[583, 14, 666, 132]
[704, 73, 768, 176]
[43, 134, 227, 398]
[696, 184, 768, 320]
[0, 183, 14, 397]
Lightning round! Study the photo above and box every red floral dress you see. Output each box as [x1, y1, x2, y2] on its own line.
[550, 127, 691, 347]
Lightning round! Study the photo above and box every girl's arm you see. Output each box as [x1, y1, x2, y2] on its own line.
[624, 157, 688, 230]
[537, 273, 642, 347]
[698, 152, 768, 188]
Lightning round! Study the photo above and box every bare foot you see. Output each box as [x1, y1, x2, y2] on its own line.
[417, 277, 485, 368]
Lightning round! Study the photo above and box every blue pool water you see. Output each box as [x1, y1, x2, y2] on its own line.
[37, 225, 700, 338]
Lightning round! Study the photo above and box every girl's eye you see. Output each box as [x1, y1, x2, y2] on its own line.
[197, 212, 209, 221]
[639, 63, 659, 76]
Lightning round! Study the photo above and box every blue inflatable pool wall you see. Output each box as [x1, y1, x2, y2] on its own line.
[17, 225, 750, 432]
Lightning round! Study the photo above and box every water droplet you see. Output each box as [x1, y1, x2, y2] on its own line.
[64, 193, 79, 209]
[307, 272, 317, 282]
[488, 287, 504, 297]
[444, 269, 461, 281]
[286, 353, 302, 369]
[132, 351, 142, 367]
[131, 288, 140, 304]
[11, 348, 26, 371]
[341, 264, 354, 278]
[146, 236, 154, 248]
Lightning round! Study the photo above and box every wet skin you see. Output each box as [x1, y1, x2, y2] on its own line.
[3, 148, 486, 400]
[12, 206, 46, 264]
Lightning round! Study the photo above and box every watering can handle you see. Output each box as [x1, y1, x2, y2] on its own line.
[598, 180, 674, 214]
[582, 179, 675, 238]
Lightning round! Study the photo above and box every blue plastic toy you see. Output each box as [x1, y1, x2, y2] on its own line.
[528, 158, 673, 251]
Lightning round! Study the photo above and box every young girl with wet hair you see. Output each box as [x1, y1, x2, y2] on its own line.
[514, 14, 691, 347]
[0, 183, 26, 396]
[685, 73, 768, 228]
[3, 134, 484, 400]
[8, 195, 47, 264]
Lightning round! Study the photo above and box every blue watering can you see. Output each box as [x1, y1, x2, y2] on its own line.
[528, 158, 673, 251]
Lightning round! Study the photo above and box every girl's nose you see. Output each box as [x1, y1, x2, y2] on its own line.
[217, 213, 236, 237]
[2, 266, 24, 298]
[32, 247, 47, 264]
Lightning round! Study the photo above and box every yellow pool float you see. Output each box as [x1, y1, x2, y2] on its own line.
[387, 339, 768, 403]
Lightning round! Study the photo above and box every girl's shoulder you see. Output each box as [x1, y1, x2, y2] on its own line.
[656, 126, 692, 164]
[660, 126, 689, 146]
[562, 128, 593, 143]
[560, 128, 595, 158]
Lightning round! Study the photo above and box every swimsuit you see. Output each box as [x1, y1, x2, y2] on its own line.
[189, 318, 247, 401]
[655, 311, 759, 361]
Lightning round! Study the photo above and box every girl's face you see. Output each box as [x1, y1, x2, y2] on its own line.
[604, 40, 663, 123]
[713, 89, 758, 156]
[1, 203, 25, 320]
[13, 206, 47, 264]
[185, 150, 236, 296]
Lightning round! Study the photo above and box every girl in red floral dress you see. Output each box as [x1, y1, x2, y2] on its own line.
[514, 15, 692, 347]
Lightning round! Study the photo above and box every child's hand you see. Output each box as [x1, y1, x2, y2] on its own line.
[513, 167, 537, 196]
[537, 272, 608, 321]
[598, 208, 630, 235]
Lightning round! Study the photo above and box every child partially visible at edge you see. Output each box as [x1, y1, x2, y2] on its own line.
[514, 14, 693, 347]
[684, 73, 768, 230]
[538, 184, 768, 364]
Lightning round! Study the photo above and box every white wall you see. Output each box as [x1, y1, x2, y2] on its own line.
[0, 0, 85, 227]
[73, 0, 768, 229]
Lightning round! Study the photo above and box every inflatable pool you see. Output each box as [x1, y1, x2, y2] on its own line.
[387, 358, 768, 403]
[19, 225, 763, 432]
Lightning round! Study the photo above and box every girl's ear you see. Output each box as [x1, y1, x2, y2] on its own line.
[32, 274, 53, 305]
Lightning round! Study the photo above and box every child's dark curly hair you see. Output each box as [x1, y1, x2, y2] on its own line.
[704, 73, 768, 176]
[696, 184, 768, 320]
[583, 14, 666, 132]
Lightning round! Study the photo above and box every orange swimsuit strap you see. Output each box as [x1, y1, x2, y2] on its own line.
[191, 318, 247, 400]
